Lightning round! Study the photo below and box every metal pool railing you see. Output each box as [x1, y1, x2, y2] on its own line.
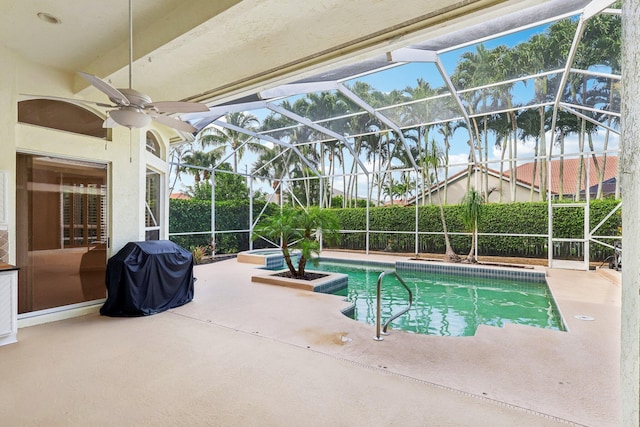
[374, 270, 413, 341]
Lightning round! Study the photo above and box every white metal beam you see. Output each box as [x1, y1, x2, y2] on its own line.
[337, 84, 420, 172]
[388, 48, 437, 63]
[212, 120, 321, 177]
[259, 81, 339, 99]
[266, 103, 370, 174]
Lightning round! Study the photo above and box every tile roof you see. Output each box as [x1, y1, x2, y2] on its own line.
[169, 192, 191, 200]
[504, 156, 618, 195]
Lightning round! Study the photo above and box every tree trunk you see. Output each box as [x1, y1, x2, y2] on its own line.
[511, 119, 518, 202]
[483, 117, 489, 200]
[443, 137, 450, 205]
[434, 171, 460, 263]
[281, 241, 298, 278]
[499, 136, 507, 203]
[588, 133, 602, 200]
[538, 107, 547, 202]
[529, 143, 538, 202]
[466, 223, 477, 263]
[575, 120, 586, 201]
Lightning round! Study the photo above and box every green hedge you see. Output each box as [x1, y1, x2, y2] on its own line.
[169, 199, 277, 254]
[331, 199, 621, 260]
[170, 199, 621, 260]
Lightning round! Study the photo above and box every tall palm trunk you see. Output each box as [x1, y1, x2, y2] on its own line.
[443, 137, 450, 206]
[529, 143, 538, 202]
[538, 107, 547, 201]
[499, 135, 508, 203]
[341, 147, 347, 208]
[434, 170, 460, 263]
[587, 133, 602, 200]
[483, 117, 489, 199]
[599, 128, 610, 199]
[511, 118, 518, 202]
[575, 120, 586, 201]
[470, 117, 482, 194]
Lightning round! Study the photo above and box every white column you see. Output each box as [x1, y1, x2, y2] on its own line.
[620, 2, 640, 425]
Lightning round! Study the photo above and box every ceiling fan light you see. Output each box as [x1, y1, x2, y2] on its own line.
[110, 108, 151, 128]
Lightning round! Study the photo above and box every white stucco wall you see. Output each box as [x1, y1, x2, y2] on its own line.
[620, 1, 640, 424]
[415, 170, 536, 206]
[143, 129, 171, 242]
[0, 46, 18, 263]
[0, 47, 172, 262]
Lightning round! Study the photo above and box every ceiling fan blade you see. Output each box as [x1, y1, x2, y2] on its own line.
[151, 114, 197, 132]
[78, 72, 130, 106]
[148, 101, 209, 114]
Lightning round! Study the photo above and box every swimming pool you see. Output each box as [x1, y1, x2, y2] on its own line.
[309, 258, 565, 337]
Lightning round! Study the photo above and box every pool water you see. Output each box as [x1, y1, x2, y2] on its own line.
[309, 260, 564, 337]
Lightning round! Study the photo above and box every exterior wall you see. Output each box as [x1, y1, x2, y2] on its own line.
[0, 47, 17, 264]
[143, 129, 171, 241]
[416, 170, 536, 205]
[0, 48, 172, 267]
[620, 1, 640, 424]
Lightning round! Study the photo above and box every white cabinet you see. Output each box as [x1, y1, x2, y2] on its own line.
[0, 268, 18, 346]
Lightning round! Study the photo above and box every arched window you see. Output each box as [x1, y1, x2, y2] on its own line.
[146, 131, 161, 157]
[18, 99, 106, 138]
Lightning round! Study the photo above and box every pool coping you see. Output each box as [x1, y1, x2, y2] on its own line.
[318, 256, 547, 283]
[238, 248, 301, 270]
[251, 269, 349, 294]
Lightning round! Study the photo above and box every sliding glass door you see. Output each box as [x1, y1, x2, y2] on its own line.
[16, 154, 108, 314]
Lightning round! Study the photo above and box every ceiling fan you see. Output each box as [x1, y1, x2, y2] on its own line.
[40, 0, 209, 133]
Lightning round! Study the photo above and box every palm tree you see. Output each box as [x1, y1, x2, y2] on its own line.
[253, 206, 340, 279]
[182, 149, 225, 183]
[460, 189, 483, 263]
[198, 112, 262, 173]
[487, 113, 511, 202]
[252, 145, 292, 204]
[261, 100, 321, 206]
[552, 110, 581, 199]
[168, 142, 191, 195]
[512, 36, 553, 201]
[454, 44, 511, 198]
[574, 12, 621, 198]
[323, 138, 343, 207]
[301, 91, 351, 208]
[436, 120, 458, 205]
[424, 139, 461, 263]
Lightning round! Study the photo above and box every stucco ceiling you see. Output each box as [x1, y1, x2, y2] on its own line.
[1, 0, 573, 107]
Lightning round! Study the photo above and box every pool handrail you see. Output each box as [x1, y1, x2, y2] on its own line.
[374, 270, 413, 341]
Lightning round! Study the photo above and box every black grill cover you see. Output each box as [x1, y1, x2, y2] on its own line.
[100, 240, 194, 317]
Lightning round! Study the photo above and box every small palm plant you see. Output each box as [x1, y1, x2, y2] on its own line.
[460, 188, 483, 263]
[253, 206, 340, 279]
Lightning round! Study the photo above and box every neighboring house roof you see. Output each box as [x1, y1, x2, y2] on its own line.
[407, 166, 533, 205]
[407, 155, 619, 205]
[583, 176, 618, 197]
[384, 199, 407, 206]
[170, 192, 191, 200]
[504, 156, 618, 196]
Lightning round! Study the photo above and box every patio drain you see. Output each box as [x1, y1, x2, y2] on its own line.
[574, 315, 595, 321]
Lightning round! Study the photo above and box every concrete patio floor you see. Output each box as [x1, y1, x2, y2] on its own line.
[0, 251, 621, 426]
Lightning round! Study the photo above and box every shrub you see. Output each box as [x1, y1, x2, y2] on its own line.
[170, 199, 621, 261]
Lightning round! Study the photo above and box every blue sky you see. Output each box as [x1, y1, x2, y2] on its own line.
[173, 15, 620, 199]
